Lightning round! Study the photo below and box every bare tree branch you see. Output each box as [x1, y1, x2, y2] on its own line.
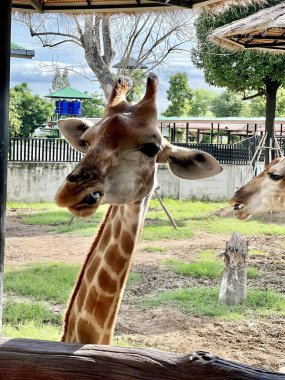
[14, 10, 195, 99]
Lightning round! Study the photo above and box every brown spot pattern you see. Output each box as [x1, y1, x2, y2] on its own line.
[113, 217, 121, 240]
[76, 281, 87, 312]
[98, 267, 117, 293]
[105, 244, 126, 274]
[77, 318, 99, 344]
[86, 256, 101, 283]
[85, 286, 114, 328]
[111, 205, 119, 218]
[132, 222, 138, 235]
[107, 308, 117, 329]
[121, 230, 134, 253]
[98, 223, 112, 251]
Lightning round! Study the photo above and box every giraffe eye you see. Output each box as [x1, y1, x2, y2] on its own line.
[268, 173, 283, 181]
[139, 143, 160, 157]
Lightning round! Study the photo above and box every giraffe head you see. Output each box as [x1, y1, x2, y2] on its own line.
[230, 157, 285, 219]
[55, 73, 222, 217]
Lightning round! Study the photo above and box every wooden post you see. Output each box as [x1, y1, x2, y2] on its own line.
[219, 233, 248, 306]
[0, 0, 12, 336]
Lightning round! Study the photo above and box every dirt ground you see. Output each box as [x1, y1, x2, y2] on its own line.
[5, 210, 285, 371]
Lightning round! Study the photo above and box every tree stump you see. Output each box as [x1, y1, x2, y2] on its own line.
[219, 233, 248, 306]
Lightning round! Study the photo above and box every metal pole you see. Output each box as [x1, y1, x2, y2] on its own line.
[0, 0, 12, 335]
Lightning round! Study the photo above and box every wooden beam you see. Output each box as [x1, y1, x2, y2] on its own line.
[0, 0, 12, 336]
[29, 0, 43, 12]
[0, 337, 283, 379]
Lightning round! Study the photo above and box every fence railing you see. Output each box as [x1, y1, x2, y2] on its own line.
[8, 138, 83, 163]
[173, 135, 263, 165]
[8, 135, 266, 165]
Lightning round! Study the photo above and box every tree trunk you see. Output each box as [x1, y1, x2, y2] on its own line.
[81, 16, 115, 100]
[219, 233, 248, 306]
[264, 78, 280, 166]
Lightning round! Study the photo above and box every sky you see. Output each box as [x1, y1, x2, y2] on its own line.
[11, 17, 221, 114]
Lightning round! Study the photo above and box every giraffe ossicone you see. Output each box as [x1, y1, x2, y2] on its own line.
[55, 73, 223, 344]
[231, 157, 285, 219]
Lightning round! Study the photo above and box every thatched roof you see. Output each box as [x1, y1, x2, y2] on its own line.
[12, 0, 263, 14]
[209, 2, 285, 53]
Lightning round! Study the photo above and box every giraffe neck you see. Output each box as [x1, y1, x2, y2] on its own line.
[62, 197, 150, 344]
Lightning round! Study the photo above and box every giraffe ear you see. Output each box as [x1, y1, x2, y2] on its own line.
[58, 118, 95, 153]
[157, 145, 223, 180]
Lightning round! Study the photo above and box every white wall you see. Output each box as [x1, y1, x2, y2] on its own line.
[8, 163, 77, 202]
[156, 164, 254, 201]
[7, 162, 254, 202]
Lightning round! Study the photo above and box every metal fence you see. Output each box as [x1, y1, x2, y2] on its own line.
[8, 135, 265, 165]
[174, 135, 262, 165]
[9, 138, 83, 163]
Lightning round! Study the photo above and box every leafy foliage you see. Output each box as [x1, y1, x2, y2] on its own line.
[81, 92, 105, 118]
[162, 73, 192, 117]
[9, 94, 22, 137]
[9, 83, 53, 137]
[192, 0, 285, 93]
[192, 0, 285, 162]
[211, 90, 243, 117]
[241, 88, 285, 117]
[189, 89, 216, 116]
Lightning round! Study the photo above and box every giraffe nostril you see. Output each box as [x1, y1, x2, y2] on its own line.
[67, 172, 92, 183]
[67, 173, 79, 183]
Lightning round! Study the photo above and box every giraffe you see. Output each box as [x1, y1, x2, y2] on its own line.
[230, 157, 285, 219]
[55, 73, 223, 345]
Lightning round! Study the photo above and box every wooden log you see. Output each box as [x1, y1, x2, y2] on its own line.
[0, 337, 284, 379]
[219, 233, 248, 306]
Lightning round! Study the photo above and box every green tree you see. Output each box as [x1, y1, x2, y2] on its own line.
[189, 89, 217, 116]
[211, 91, 243, 117]
[81, 92, 105, 118]
[162, 73, 192, 117]
[193, 0, 285, 163]
[9, 91, 21, 137]
[240, 87, 285, 117]
[11, 83, 53, 137]
[241, 97, 265, 117]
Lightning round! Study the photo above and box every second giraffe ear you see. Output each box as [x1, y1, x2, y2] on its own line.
[157, 143, 223, 180]
[58, 118, 95, 153]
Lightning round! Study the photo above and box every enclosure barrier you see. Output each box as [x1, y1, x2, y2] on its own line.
[0, 337, 283, 379]
[8, 136, 262, 165]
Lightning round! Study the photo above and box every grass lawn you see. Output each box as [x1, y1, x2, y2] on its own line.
[162, 249, 259, 279]
[5, 199, 285, 342]
[3, 263, 141, 341]
[14, 198, 285, 239]
[141, 287, 285, 320]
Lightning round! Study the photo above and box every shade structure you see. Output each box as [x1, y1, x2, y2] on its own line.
[46, 87, 92, 99]
[12, 0, 263, 13]
[209, 2, 285, 53]
[11, 41, 35, 59]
